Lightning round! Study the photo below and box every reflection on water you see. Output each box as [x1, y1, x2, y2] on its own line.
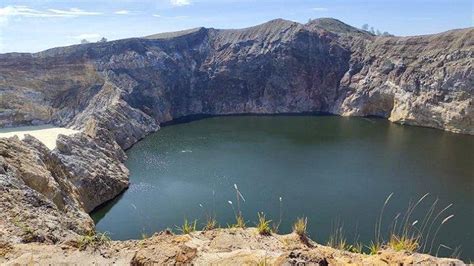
[91, 116, 474, 260]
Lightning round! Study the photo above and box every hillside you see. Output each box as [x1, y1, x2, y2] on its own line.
[1, 18, 472, 136]
[0, 18, 472, 264]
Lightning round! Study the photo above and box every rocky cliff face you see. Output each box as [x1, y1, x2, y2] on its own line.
[1, 18, 472, 136]
[0, 18, 472, 251]
[0, 136, 93, 243]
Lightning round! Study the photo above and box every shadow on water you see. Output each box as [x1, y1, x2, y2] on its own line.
[91, 191, 126, 224]
[159, 112, 334, 127]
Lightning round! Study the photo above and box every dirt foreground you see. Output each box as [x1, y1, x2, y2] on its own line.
[0, 228, 464, 265]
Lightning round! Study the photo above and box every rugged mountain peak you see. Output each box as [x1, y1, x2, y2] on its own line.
[145, 27, 207, 40]
[213, 18, 302, 45]
[306, 17, 372, 37]
[252, 18, 299, 28]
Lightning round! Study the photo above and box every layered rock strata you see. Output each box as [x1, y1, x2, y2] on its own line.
[0, 18, 472, 261]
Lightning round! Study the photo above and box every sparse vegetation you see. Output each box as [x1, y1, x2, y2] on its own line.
[173, 188, 457, 258]
[272, 196, 283, 233]
[374, 193, 394, 250]
[176, 219, 197, 234]
[367, 241, 381, 255]
[203, 216, 218, 231]
[13, 217, 37, 242]
[228, 184, 247, 228]
[388, 234, 419, 252]
[199, 202, 218, 230]
[77, 231, 111, 250]
[257, 256, 269, 266]
[234, 215, 246, 228]
[448, 245, 462, 259]
[346, 242, 364, 254]
[327, 220, 364, 253]
[371, 193, 455, 256]
[141, 232, 149, 239]
[327, 222, 347, 250]
[292, 217, 307, 236]
[256, 212, 272, 235]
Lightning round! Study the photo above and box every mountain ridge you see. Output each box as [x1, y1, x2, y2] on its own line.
[0, 18, 472, 254]
[1, 18, 472, 134]
[1, 18, 472, 56]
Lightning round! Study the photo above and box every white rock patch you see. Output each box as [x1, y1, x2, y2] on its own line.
[0, 125, 79, 150]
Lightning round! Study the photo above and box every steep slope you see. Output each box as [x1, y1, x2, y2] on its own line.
[332, 27, 473, 133]
[0, 18, 472, 249]
[0, 18, 472, 136]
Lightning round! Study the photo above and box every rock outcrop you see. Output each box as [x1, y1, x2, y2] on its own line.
[54, 133, 129, 212]
[1, 18, 472, 136]
[0, 132, 128, 243]
[0, 136, 93, 244]
[0, 18, 472, 263]
[0, 228, 465, 265]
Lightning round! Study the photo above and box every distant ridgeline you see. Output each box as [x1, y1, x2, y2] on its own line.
[0, 18, 472, 137]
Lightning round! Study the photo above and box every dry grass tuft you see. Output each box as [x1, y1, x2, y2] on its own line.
[293, 217, 307, 236]
[256, 212, 272, 235]
[176, 219, 197, 234]
[203, 216, 218, 231]
[77, 231, 111, 250]
[388, 234, 419, 252]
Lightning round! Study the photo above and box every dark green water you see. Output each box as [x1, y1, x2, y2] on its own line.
[92, 116, 474, 260]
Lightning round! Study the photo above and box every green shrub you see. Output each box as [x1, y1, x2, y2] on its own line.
[367, 241, 381, 255]
[176, 219, 197, 234]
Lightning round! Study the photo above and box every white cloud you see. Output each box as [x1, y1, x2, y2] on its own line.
[170, 0, 191, 6]
[312, 7, 328, 11]
[114, 10, 130, 15]
[0, 5, 102, 18]
[152, 14, 161, 17]
[0, 5, 61, 17]
[48, 8, 102, 16]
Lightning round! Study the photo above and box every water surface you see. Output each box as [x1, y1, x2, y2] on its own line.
[92, 116, 473, 260]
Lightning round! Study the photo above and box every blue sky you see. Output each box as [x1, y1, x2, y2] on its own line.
[0, 0, 472, 53]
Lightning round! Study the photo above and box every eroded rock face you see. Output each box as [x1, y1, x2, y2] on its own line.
[0, 18, 472, 249]
[1, 18, 471, 136]
[0, 131, 130, 243]
[54, 133, 129, 212]
[329, 28, 474, 134]
[0, 137, 93, 244]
